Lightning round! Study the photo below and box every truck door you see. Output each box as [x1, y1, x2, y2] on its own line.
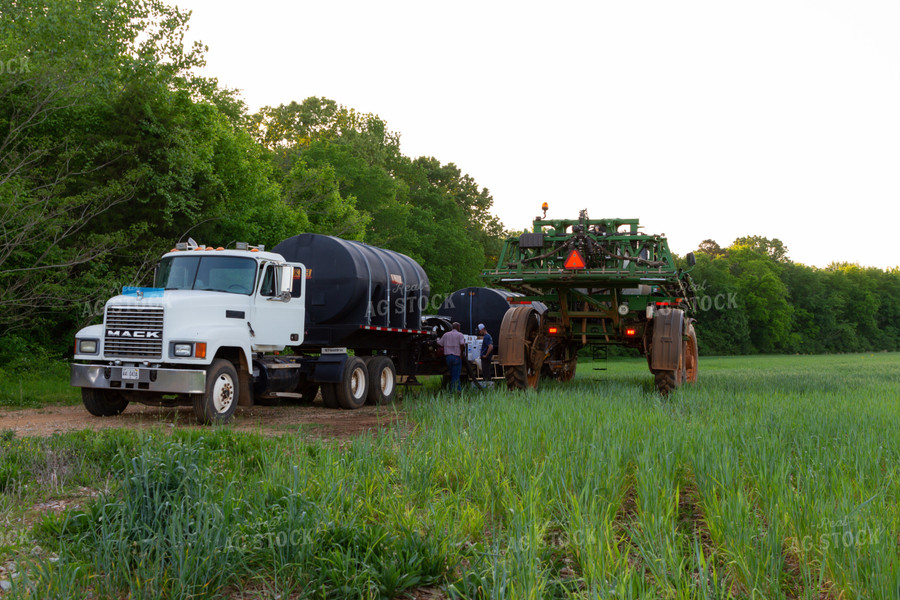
[250, 262, 306, 350]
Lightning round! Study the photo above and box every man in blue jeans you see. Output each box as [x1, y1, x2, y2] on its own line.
[477, 323, 494, 381]
[438, 322, 467, 392]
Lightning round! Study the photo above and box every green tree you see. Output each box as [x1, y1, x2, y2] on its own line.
[697, 239, 726, 257]
[687, 252, 752, 355]
[727, 246, 793, 352]
[732, 235, 790, 262]
[0, 0, 294, 357]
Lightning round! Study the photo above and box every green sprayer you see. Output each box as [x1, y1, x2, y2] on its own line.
[482, 205, 699, 395]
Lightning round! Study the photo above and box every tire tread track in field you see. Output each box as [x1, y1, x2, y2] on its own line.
[676, 468, 728, 595]
[745, 475, 837, 600]
[611, 464, 654, 588]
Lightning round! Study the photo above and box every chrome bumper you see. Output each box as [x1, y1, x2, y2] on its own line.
[70, 364, 206, 394]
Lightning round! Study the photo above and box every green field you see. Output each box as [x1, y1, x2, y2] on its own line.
[1, 353, 898, 599]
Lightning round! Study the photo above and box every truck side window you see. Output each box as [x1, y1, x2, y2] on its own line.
[259, 265, 277, 297]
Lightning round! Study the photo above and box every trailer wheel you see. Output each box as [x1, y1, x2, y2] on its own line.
[322, 357, 368, 410]
[81, 389, 129, 417]
[365, 356, 396, 405]
[193, 359, 239, 424]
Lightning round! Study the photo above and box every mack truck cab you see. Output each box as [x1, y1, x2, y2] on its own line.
[71, 241, 312, 424]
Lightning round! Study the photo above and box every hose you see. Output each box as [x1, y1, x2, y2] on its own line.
[464, 360, 485, 391]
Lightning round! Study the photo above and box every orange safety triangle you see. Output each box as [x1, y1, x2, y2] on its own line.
[564, 249, 586, 269]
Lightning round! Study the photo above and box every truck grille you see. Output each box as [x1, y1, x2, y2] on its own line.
[104, 306, 165, 359]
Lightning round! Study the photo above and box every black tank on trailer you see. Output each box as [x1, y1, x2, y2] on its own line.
[438, 287, 523, 351]
[273, 234, 430, 349]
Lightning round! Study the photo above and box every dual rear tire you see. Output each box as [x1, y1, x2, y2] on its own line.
[322, 356, 397, 409]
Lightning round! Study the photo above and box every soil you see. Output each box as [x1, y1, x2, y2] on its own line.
[0, 400, 405, 439]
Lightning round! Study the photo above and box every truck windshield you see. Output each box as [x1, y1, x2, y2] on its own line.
[155, 255, 257, 295]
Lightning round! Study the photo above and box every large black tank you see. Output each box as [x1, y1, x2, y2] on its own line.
[438, 287, 522, 349]
[273, 234, 430, 347]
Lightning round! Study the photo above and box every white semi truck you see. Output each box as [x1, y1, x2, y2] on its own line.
[71, 236, 451, 424]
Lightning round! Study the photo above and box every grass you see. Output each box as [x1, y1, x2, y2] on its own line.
[0, 362, 80, 408]
[0, 353, 898, 598]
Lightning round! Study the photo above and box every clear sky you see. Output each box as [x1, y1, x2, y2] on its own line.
[176, 0, 900, 269]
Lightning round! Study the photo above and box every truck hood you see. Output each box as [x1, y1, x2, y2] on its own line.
[105, 290, 252, 337]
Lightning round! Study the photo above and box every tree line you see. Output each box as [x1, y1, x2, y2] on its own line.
[0, 0, 503, 363]
[1, 0, 897, 366]
[686, 237, 900, 355]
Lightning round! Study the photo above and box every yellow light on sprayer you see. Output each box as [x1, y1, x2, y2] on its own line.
[542, 202, 548, 211]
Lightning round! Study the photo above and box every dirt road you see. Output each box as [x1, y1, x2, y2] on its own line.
[0, 401, 405, 439]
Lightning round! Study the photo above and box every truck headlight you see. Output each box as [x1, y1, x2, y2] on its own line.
[77, 339, 98, 354]
[174, 343, 192, 357]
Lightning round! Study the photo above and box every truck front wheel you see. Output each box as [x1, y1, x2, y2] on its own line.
[82, 389, 129, 417]
[193, 359, 239, 424]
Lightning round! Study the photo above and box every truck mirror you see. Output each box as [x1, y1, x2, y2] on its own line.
[686, 252, 696, 266]
[280, 265, 294, 295]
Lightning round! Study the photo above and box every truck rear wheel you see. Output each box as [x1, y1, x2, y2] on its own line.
[322, 357, 368, 410]
[365, 356, 396, 405]
[82, 389, 129, 417]
[193, 359, 239, 424]
[297, 380, 320, 402]
[321, 385, 340, 408]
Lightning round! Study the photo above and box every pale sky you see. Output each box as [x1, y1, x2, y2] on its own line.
[177, 0, 900, 270]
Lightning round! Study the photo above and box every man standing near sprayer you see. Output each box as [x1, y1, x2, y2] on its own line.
[438, 322, 467, 392]
[477, 323, 494, 382]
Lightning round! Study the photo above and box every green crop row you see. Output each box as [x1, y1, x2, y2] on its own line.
[1, 353, 898, 599]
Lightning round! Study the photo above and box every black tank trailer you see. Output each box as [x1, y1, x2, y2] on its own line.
[263, 234, 449, 408]
[439, 287, 530, 354]
[273, 234, 430, 348]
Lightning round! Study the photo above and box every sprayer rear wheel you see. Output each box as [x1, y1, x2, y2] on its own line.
[654, 370, 678, 396]
[684, 324, 699, 384]
[503, 309, 542, 391]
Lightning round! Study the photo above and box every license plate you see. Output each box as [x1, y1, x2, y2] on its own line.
[122, 367, 139, 380]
